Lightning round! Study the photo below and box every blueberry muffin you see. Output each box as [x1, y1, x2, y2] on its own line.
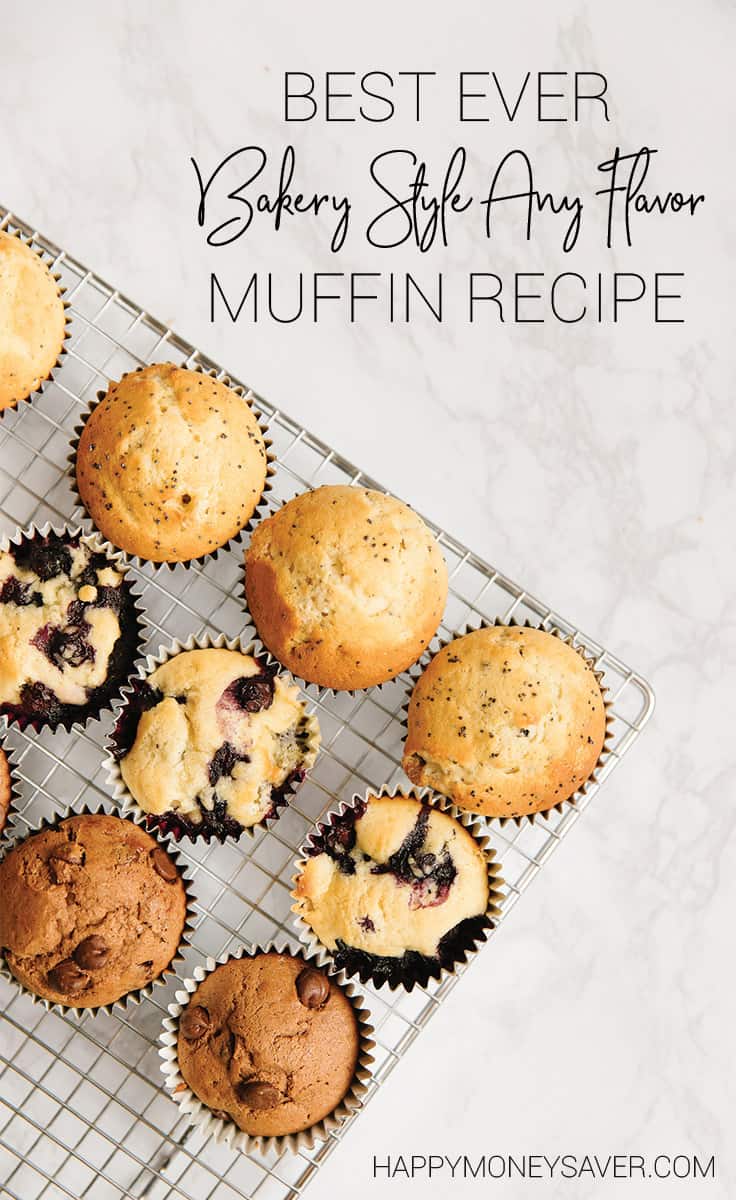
[0, 530, 140, 730]
[245, 486, 448, 690]
[176, 952, 359, 1138]
[0, 746, 11, 833]
[0, 231, 66, 411]
[75, 363, 268, 563]
[293, 793, 491, 988]
[113, 648, 319, 840]
[403, 626, 607, 819]
[0, 813, 187, 1008]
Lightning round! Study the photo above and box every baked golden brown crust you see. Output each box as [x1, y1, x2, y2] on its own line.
[0, 232, 66, 411]
[0, 814, 187, 1008]
[245, 486, 447, 690]
[177, 952, 359, 1137]
[403, 627, 606, 818]
[0, 748, 11, 832]
[76, 363, 268, 562]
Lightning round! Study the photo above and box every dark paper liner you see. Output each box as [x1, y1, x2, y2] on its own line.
[0, 738, 22, 836]
[0, 227, 71, 419]
[67, 362, 276, 570]
[0, 802, 197, 1018]
[400, 617, 614, 827]
[159, 939, 375, 1155]
[291, 784, 504, 993]
[239, 520, 446, 701]
[106, 632, 321, 843]
[0, 522, 147, 735]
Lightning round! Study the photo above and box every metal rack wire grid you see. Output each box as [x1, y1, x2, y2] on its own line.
[0, 206, 655, 1200]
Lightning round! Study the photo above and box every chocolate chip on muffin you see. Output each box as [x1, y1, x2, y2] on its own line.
[0, 530, 140, 730]
[112, 647, 319, 840]
[403, 626, 607, 818]
[0, 231, 66, 412]
[75, 363, 268, 563]
[0, 813, 187, 1008]
[245, 485, 448, 690]
[176, 952, 359, 1137]
[293, 793, 491, 988]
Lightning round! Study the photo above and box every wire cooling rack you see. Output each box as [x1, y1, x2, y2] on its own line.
[0, 205, 655, 1200]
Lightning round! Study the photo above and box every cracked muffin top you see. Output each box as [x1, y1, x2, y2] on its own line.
[176, 952, 359, 1138]
[0, 814, 187, 1008]
[0, 231, 66, 411]
[245, 485, 448, 690]
[293, 794, 489, 975]
[114, 648, 319, 840]
[75, 363, 268, 563]
[0, 531, 140, 730]
[403, 626, 607, 818]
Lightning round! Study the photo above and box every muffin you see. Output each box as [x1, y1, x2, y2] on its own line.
[175, 952, 360, 1138]
[0, 231, 67, 412]
[293, 792, 494, 989]
[75, 363, 269, 563]
[0, 746, 12, 833]
[0, 529, 141, 730]
[403, 625, 607, 819]
[245, 486, 448, 690]
[111, 646, 320, 840]
[0, 813, 188, 1009]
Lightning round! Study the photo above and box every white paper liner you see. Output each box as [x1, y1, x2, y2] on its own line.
[0, 228, 71, 418]
[67, 362, 276, 570]
[0, 803, 197, 1017]
[158, 939, 375, 1154]
[105, 631, 321, 842]
[400, 616, 614, 827]
[291, 783, 504, 992]
[0, 522, 147, 735]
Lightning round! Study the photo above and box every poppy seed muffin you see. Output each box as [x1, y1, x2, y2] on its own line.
[293, 793, 491, 988]
[176, 952, 359, 1138]
[0, 530, 140, 730]
[113, 648, 319, 840]
[403, 626, 606, 818]
[0, 231, 66, 411]
[0, 814, 187, 1008]
[245, 486, 448, 690]
[75, 363, 268, 563]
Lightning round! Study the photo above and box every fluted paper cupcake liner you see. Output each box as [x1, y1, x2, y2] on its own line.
[159, 939, 374, 1154]
[239, 535, 444, 702]
[67, 362, 276, 570]
[400, 616, 614, 827]
[0, 227, 71, 419]
[106, 631, 321, 843]
[0, 803, 197, 1018]
[291, 784, 504, 992]
[0, 522, 147, 735]
[0, 738, 22, 836]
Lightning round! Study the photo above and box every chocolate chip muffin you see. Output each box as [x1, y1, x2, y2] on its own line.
[112, 647, 319, 840]
[0, 530, 141, 730]
[176, 952, 359, 1138]
[0, 813, 187, 1008]
[75, 363, 268, 563]
[0, 231, 67, 411]
[403, 626, 607, 819]
[0, 746, 12, 833]
[245, 486, 448, 690]
[293, 793, 491, 988]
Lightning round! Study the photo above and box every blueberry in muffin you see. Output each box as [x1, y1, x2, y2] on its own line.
[0, 813, 187, 1009]
[0, 530, 141, 730]
[175, 952, 360, 1138]
[112, 647, 320, 840]
[293, 793, 492, 989]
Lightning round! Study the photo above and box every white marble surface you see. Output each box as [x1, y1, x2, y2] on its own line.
[1, 2, 734, 1197]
